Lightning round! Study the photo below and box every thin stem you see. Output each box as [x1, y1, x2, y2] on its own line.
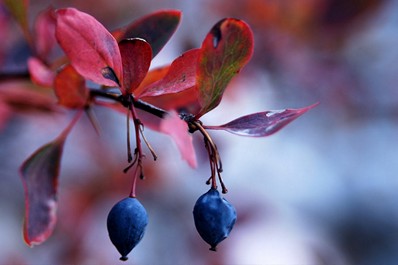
[123, 149, 138, 173]
[59, 109, 84, 140]
[217, 170, 228, 194]
[127, 102, 146, 197]
[194, 121, 223, 171]
[130, 103, 144, 163]
[129, 155, 142, 198]
[139, 124, 158, 161]
[127, 105, 133, 163]
[190, 120, 227, 193]
[204, 137, 217, 189]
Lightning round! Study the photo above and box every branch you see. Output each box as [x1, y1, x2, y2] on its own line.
[0, 73, 167, 120]
[89, 89, 167, 119]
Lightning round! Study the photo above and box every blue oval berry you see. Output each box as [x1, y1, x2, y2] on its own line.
[193, 188, 237, 251]
[107, 197, 148, 261]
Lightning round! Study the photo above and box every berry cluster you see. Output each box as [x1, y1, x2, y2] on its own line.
[107, 187, 236, 260]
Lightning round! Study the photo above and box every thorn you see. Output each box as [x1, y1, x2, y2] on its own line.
[85, 107, 101, 136]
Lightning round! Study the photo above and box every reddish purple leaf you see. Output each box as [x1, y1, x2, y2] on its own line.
[114, 10, 181, 58]
[196, 18, 254, 117]
[54, 65, 89, 108]
[55, 8, 122, 87]
[20, 136, 65, 246]
[159, 111, 197, 168]
[119, 38, 152, 94]
[28, 57, 55, 87]
[34, 7, 56, 61]
[204, 103, 318, 137]
[20, 112, 81, 246]
[137, 49, 199, 98]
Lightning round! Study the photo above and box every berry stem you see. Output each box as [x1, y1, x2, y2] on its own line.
[130, 100, 144, 165]
[126, 104, 133, 163]
[190, 120, 227, 193]
[129, 149, 142, 198]
[91, 90, 228, 192]
[204, 137, 217, 189]
[119, 94, 147, 197]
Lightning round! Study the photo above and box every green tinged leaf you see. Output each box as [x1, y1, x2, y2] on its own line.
[196, 18, 254, 117]
[4, 0, 31, 43]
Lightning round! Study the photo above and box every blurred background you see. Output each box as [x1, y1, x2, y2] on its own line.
[1, 0, 398, 264]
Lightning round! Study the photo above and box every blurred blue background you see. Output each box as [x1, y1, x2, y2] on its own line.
[1, 0, 398, 264]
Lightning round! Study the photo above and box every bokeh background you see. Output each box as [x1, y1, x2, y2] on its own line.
[1, 0, 398, 264]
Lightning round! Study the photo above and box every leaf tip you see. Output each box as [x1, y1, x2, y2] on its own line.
[299, 102, 320, 113]
[22, 198, 58, 247]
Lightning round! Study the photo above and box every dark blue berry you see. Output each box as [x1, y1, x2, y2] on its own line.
[107, 197, 148, 261]
[193, 188, 237, 251]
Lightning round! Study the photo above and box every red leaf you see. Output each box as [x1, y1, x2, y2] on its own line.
[19, 112, 82, 246]
[204, 103, 318, 137]
[159, 111, 197, 168]
[119, 38, 152, 94]
[34, 7, 56, 61]
[114, 10, 181, 58]
[28, 57, 55, 87]
[55, 8, 122, 87]
[54, 65, 89, 108]
[140, 86, 201, 115]
[134, 65, 170, 96]
[196, 18, 254, 117]
[20, 136, 65, 246]
[137, 49, 199, 98]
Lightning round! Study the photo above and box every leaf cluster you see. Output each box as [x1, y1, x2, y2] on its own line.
[1, 1, 317, 247]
